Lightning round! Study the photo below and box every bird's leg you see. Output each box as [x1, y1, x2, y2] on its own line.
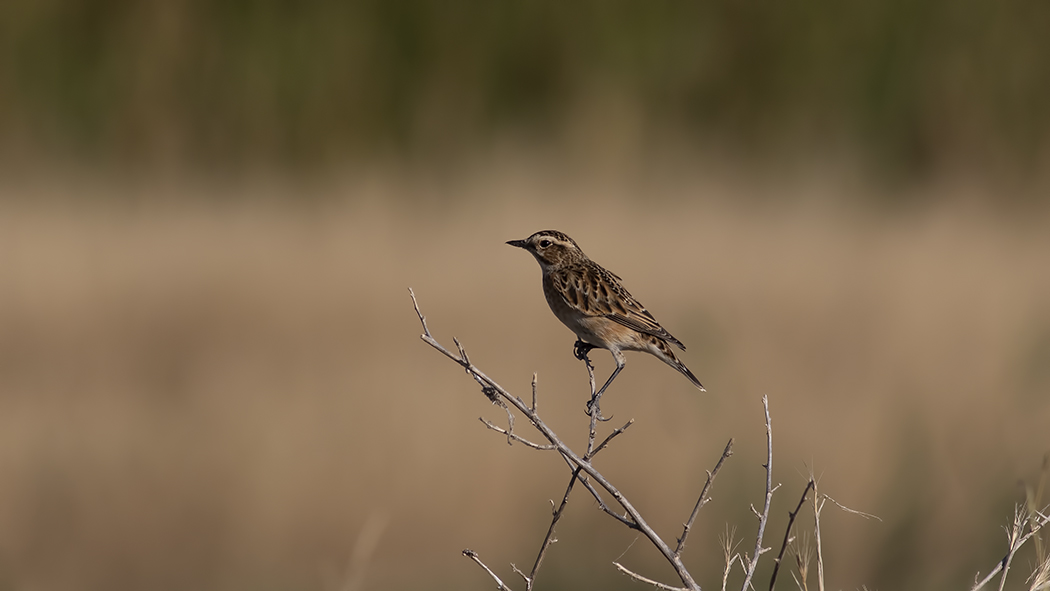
[586, 354, 624, 422]
[574, 339, 612, 421]
[573, 339, 596, 360]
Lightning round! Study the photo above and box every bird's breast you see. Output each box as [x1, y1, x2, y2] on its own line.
[542, 273, 620, 348]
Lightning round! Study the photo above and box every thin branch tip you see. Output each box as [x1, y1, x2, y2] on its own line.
[408, 287, 431, 336]
[740, 394, 774, 591]
[675, 437, 735, 558]
[613, 562, 692, 591]
[462, 549, 513, 591]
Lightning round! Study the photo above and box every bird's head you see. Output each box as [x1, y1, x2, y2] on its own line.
[506, 230, 586, 270]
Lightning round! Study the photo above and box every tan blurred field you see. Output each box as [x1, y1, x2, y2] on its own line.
[1, 167, 1049, 590]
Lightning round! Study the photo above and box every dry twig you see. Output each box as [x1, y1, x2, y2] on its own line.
[463, 549, 514, 591]
[519, 467, 580, 589]
[769, 480, 815, 591]
[676, 439, 735, 557]
[741, 395, 776, 591]
[613, 561, 691, 591]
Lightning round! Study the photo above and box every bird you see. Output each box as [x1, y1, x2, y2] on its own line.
[507, 230, 704, 406]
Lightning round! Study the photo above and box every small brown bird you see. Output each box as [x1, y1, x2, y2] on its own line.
[507, 230, 704, 401]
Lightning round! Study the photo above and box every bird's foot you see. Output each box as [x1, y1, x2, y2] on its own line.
[573, 339, 596, 361]
[482, 386, 499, 403]
[585, 394, 612, 422]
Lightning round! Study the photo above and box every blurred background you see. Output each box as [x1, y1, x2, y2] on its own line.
[1, 1, 1049, 590]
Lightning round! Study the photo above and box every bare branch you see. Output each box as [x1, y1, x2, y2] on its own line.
[454, 337, 470, 366]
[511, 563, 529, 585]
[408, 288, 431, 337]
[588, 419, 635, 460]
[741, 395, 774, 591]
[479, 418, 556, 450]
[676, 438, 735, 557]
[769, 480, 815, 591]
[613, 562, 690, 591]
[541, 438, 650, 588]
[546, 448, 639, 529]
[531, 373, 538, 412]
[584, 484, 640, 528]
[480, 367, 638, 590]
[414, 290, 704, 590]
[522, 468, 582, 590]
[492, 396, 516, 442]
[463, 549, 515, 591]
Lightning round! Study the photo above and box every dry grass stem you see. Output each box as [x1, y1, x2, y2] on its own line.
[1027, 455, 1049, 570]
[970, 502, 1050, 591]
[722, 526, 742, 591]
[820, 495, 881, 522]
[1000, 507, 1029, 591]
[805, 489, 878, 591]
[1027, 549, 1050, 591]
[792, 532, 813, 591]
[812, 490, 826, 591]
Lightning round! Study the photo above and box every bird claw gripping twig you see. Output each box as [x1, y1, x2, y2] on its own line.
[586, 393, 612, 422]
[573, 339, 597, 361]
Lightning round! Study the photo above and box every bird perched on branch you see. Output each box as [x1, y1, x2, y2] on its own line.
[507, 230, 704, 407]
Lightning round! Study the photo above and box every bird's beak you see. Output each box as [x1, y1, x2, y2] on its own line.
[506, 239, 528, 249]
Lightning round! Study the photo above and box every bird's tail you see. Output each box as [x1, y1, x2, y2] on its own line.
[649, 337, 706, 391]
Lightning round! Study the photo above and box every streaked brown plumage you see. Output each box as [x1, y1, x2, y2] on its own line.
[507, 230, 704, 399]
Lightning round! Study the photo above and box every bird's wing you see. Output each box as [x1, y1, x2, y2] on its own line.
[549, 264, 686, 350]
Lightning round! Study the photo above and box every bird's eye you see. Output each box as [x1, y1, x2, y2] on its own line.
[539, 239, 551, 248]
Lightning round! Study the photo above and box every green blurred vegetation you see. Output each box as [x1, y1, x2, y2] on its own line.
[2, 0, 1049, 177]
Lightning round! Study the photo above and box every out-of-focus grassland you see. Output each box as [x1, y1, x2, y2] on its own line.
[1, 168, 1048, 590]
[3, 1, 1050, 589]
